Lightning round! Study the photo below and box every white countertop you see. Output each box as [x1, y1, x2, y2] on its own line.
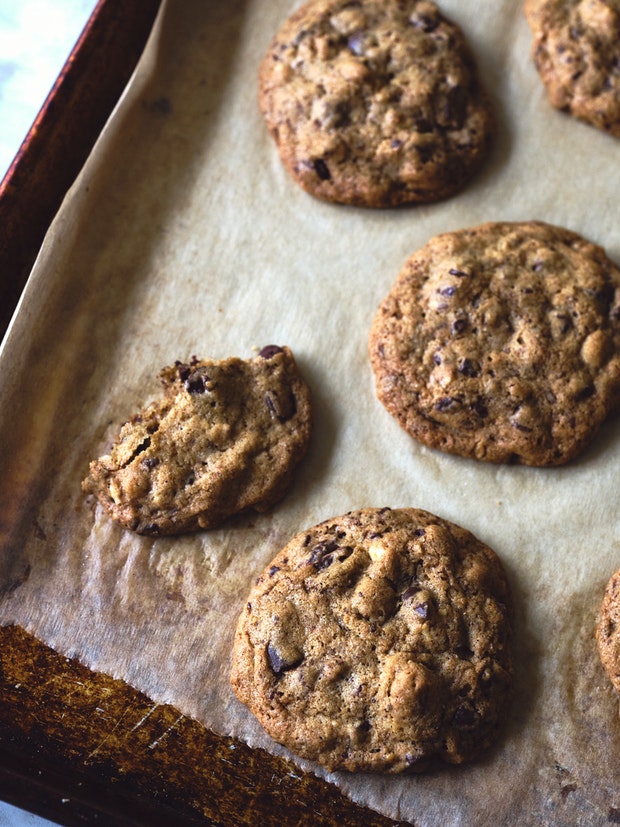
[0, 803, 61, 827]
[0, 0, 98, 179]
[0, 4, 99, 824]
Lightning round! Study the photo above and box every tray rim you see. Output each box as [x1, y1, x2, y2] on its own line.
[0, 0, 161, 342]
[0, 624, 401, 827]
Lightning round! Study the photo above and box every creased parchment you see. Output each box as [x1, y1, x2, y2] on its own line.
[1, 1, 620, 824]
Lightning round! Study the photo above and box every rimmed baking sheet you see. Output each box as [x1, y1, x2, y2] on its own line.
[1, 1, 620, 824]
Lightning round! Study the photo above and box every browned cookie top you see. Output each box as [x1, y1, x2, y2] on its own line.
[525, 0, 620, 136]
[258, 0, 494, 207]
[230, 507, 513, 773]
[82, 346, 312, 535]
[597, 567, 620, 693]
[369, 221, 620, 466]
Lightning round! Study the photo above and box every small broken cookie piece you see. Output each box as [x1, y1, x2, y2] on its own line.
[369, 220, 620, 466]
[596, 567, 620, 693]
[525, 0, 620, 136]
[258, 0, 494, 206]
[82, 346, 312, 535]
[230, 507, 514, 773]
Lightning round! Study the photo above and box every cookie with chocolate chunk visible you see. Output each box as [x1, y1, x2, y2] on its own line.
[369, 220, 620, 465]
[258, 0, 494, 206]
[82, 346, 312, 535]
[597, 567, 620, 693]
[230, 507, 513, 773]
[525, 0, 620, 136]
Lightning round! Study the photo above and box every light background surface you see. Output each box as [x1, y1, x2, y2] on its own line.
[0, 0, 97, 178]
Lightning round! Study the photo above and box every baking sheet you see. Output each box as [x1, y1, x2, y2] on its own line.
[1, 0, 620, 825]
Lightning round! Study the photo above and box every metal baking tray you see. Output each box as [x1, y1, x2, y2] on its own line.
[2, 1, 620, 825]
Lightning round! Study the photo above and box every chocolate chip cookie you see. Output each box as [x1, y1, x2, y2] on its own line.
[258, 0, 494, 207]
[369, 221, 620, 466]
[230, 507, 513, 773]
[525, 0, 620, 136]
[82, 346, 312, 535]
[597, 567, 620, 692]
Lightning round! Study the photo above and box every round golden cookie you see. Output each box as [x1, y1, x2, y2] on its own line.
[82, 346, 312, 535]
[230, 507, 514, 773]
[258, 0, 494, 206]
[369, 221, 620, 466]
[525, 0, 620, 136]
[597, 568, 620, 693]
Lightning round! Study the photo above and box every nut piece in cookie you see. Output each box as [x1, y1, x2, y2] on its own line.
[230, 507, 513, 773]
[525, 0, 620, 136]
[258, 0, 494, 207]
[597, 568, 620, 693]
[82, 346, 312, 535]
[369, 220, 620, 466]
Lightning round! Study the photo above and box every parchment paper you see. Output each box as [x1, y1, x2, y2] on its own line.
[1, 0, 620, 824]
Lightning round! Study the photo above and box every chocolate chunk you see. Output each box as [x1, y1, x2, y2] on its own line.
[513, 422, 532, 433]
[402, 586, 420, 601]
[575, 385, 595, 401]
[259, 345, 283, 359]
[443, 86, 468, 128]
[413, 600, 430, 619]
[402, 585, 433, 621]
[267, 642, 303, 675]
[265, 388, 297, 421]
[586, 283, 614, 310]
[417, 144, 436, 164]
[410, 12, 439, 33]
[308, 539, 340, 570]
[471, 399, 488, 418]
[458, 358, 478, 376]
[313, 158, 331, 180]
[265, 393, 278, 419]
[185, 372, 208, 394]
[347, 32, 365, 55]
[405, 752, 425, 767]
[435, 396, 458, 412]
